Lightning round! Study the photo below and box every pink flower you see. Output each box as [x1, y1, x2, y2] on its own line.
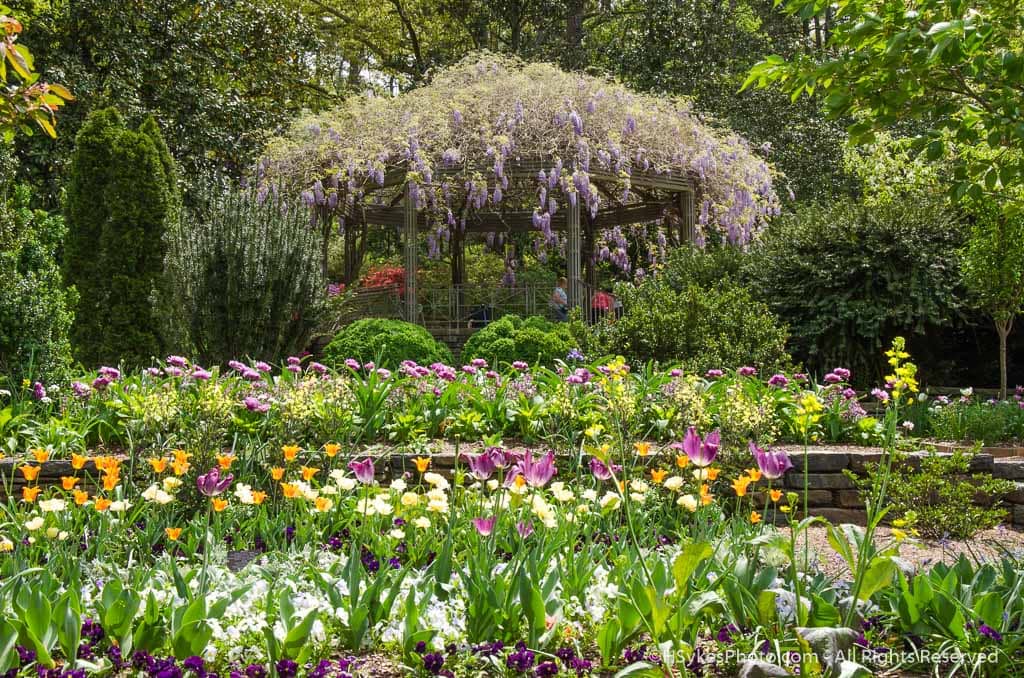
[749, 442, 792, 480]
[196, 468, 233, 496]
[472, 517, 496, 536]
[513, 450, 556, 488]
[348, 458, 375, 484]
[682, 427, 720, 468]
[462, 452, 496, 480]
[516, 521, 534, 539]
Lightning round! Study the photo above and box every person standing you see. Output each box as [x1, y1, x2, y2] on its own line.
[550, 276, 569, 321]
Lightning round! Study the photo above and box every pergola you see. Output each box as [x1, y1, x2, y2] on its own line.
[261, 55, 777, 323]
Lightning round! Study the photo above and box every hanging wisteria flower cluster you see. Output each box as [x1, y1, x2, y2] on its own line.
[260, 55, 779, 258]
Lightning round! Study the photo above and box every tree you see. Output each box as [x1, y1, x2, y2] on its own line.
[64, 108, 178, 368]
[960, 205, 1024, 398]
[745, 0, 1024, 209]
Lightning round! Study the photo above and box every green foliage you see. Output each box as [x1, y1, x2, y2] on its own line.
[850, 450, 1013, 539]
[746, 0, 1024, 209]
[462, 315, 577, 368]
[162, 185, 326, 365]
[746, 195, 964, 381]
[587, 270, 791, 374]
[928, 399, 1024, 444]
[63, 108, 177, 368]
[323, 319, 452, 370]
[0, 150, 74, 385]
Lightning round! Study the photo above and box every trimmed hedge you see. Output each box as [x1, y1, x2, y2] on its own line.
[462, 315, 578, 367]
[323, 319, 453, 369]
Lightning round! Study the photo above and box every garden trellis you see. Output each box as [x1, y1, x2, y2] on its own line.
[261, 55, 778, 321]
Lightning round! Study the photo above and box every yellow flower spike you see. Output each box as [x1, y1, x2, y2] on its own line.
[282, 445, 300, 462]
[750, 511, 762, 524]
[30, 448, 49, 463]
[412, 456, 431, 473]
[323, 443, 341, 458]
[892, 528, 907, 542]
[779, 505, 792, 514]
[60, 476, 79, 491]
[165, 527, 182, 541]
[217, 454, 236, 471]
[270, 466, 285, 481]
[650, 469, 667, 484]
[300, 466, 319, 482]
[148, 457, 168, 474]
[212, 498, 228, 512]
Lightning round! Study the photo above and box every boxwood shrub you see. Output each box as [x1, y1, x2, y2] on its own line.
[462, 315, 578, 368]
[323, 318, 453, 369]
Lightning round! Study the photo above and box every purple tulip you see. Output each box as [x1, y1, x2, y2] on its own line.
[514, 450, 556, 488]
[348, 458, 375, 484]
[472, 517, 496, 537]
[196, 468, 233, 497]
[487, 447, 509, 469]
[767, 374, 789, 388]
[462, 452, 496, 480]
[749, 442, 793, 480]
[682, 427, 719, 468]
[589, 457, 616, 480]
[516, 521, 534, 539]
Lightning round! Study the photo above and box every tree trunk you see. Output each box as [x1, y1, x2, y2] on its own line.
[996, 317, 1013, 400]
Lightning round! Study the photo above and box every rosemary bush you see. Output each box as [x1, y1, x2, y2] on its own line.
[163, 186, 325, 364]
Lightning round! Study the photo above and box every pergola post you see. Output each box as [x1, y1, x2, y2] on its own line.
[566, 194, 582, 309]
[678, 190, 696, 243]
[403, 182, 418, 322]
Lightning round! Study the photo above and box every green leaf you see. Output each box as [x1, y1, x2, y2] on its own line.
[857, 557, 897, 601]
[671, 542, 713, 594]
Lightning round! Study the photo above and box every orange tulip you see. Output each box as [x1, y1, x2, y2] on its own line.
[675, 455, 690, 469]
[172, 449, 190, 464]
[746, 468, 763, 482]
[300, 466, 319, 482]
[270, 466, 285, 481]
[73, 490, 89, 506]
[282, 445, 300, 462]
[750, 511, 762, 524]
[102, 472, 120, 491]
[165, 527, 183, 541]
[22, 486, 41, 502]
[212, 498, 228, 512]
[700, 493, 714, 506]
[61, 476, 79, 491]
[94, 497, 112, 512]
[148, 457, 168, 474]
[650, 469, 667, 484]
[634, 442, 651, 457]
[323, 443, 341, 458]
[172, 460, 190, 476]
[251, 491, 267, 505]
[412, 456, 431, 473]
[217, 454, 236, 471]
[281, 483, 301, 499]
[770, 489, 783, 502]
[31, 448, 50, 463]
[20, 465, 40, 481]
[71, 453, 89, 470]
[706, 468, 720, 481]
[732, 477, 750, 498]
[314, 497, 332, 512]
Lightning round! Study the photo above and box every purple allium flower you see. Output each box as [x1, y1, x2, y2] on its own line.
[196, 468, 233, 497]
[71, 381, 91, 398]
[228, 360, 246, 372]
[705, 369, 724, 379]
[91, 376, 111, 391]
[738, 366, 757, 377]
[750, 442, 793, 480]
[254, 361, 272, 373]
[98, 366, 121, 380]
[348, 458, 375, 484]
[767, 374, 789, 388]
[823, 372, 842, 384]
[682, 427, 720, 467]
[344, 358, 360, 370]
[833, 367, 851, 381]
[471, 517, 496, 537]
[670, 369, 682, 377]
[145, 367, 163, 377]
[241, 368, 260, 381]
[793, 373, 808, 382]
[309, 362, 327, 375]
[192, 367, 212, 381]
[512, 360, 528, 371]
[166, 356, 189, 368]
[31, 382, 47, 400]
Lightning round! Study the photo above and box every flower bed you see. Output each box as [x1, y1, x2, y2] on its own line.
[0, 342, 1022, 676]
